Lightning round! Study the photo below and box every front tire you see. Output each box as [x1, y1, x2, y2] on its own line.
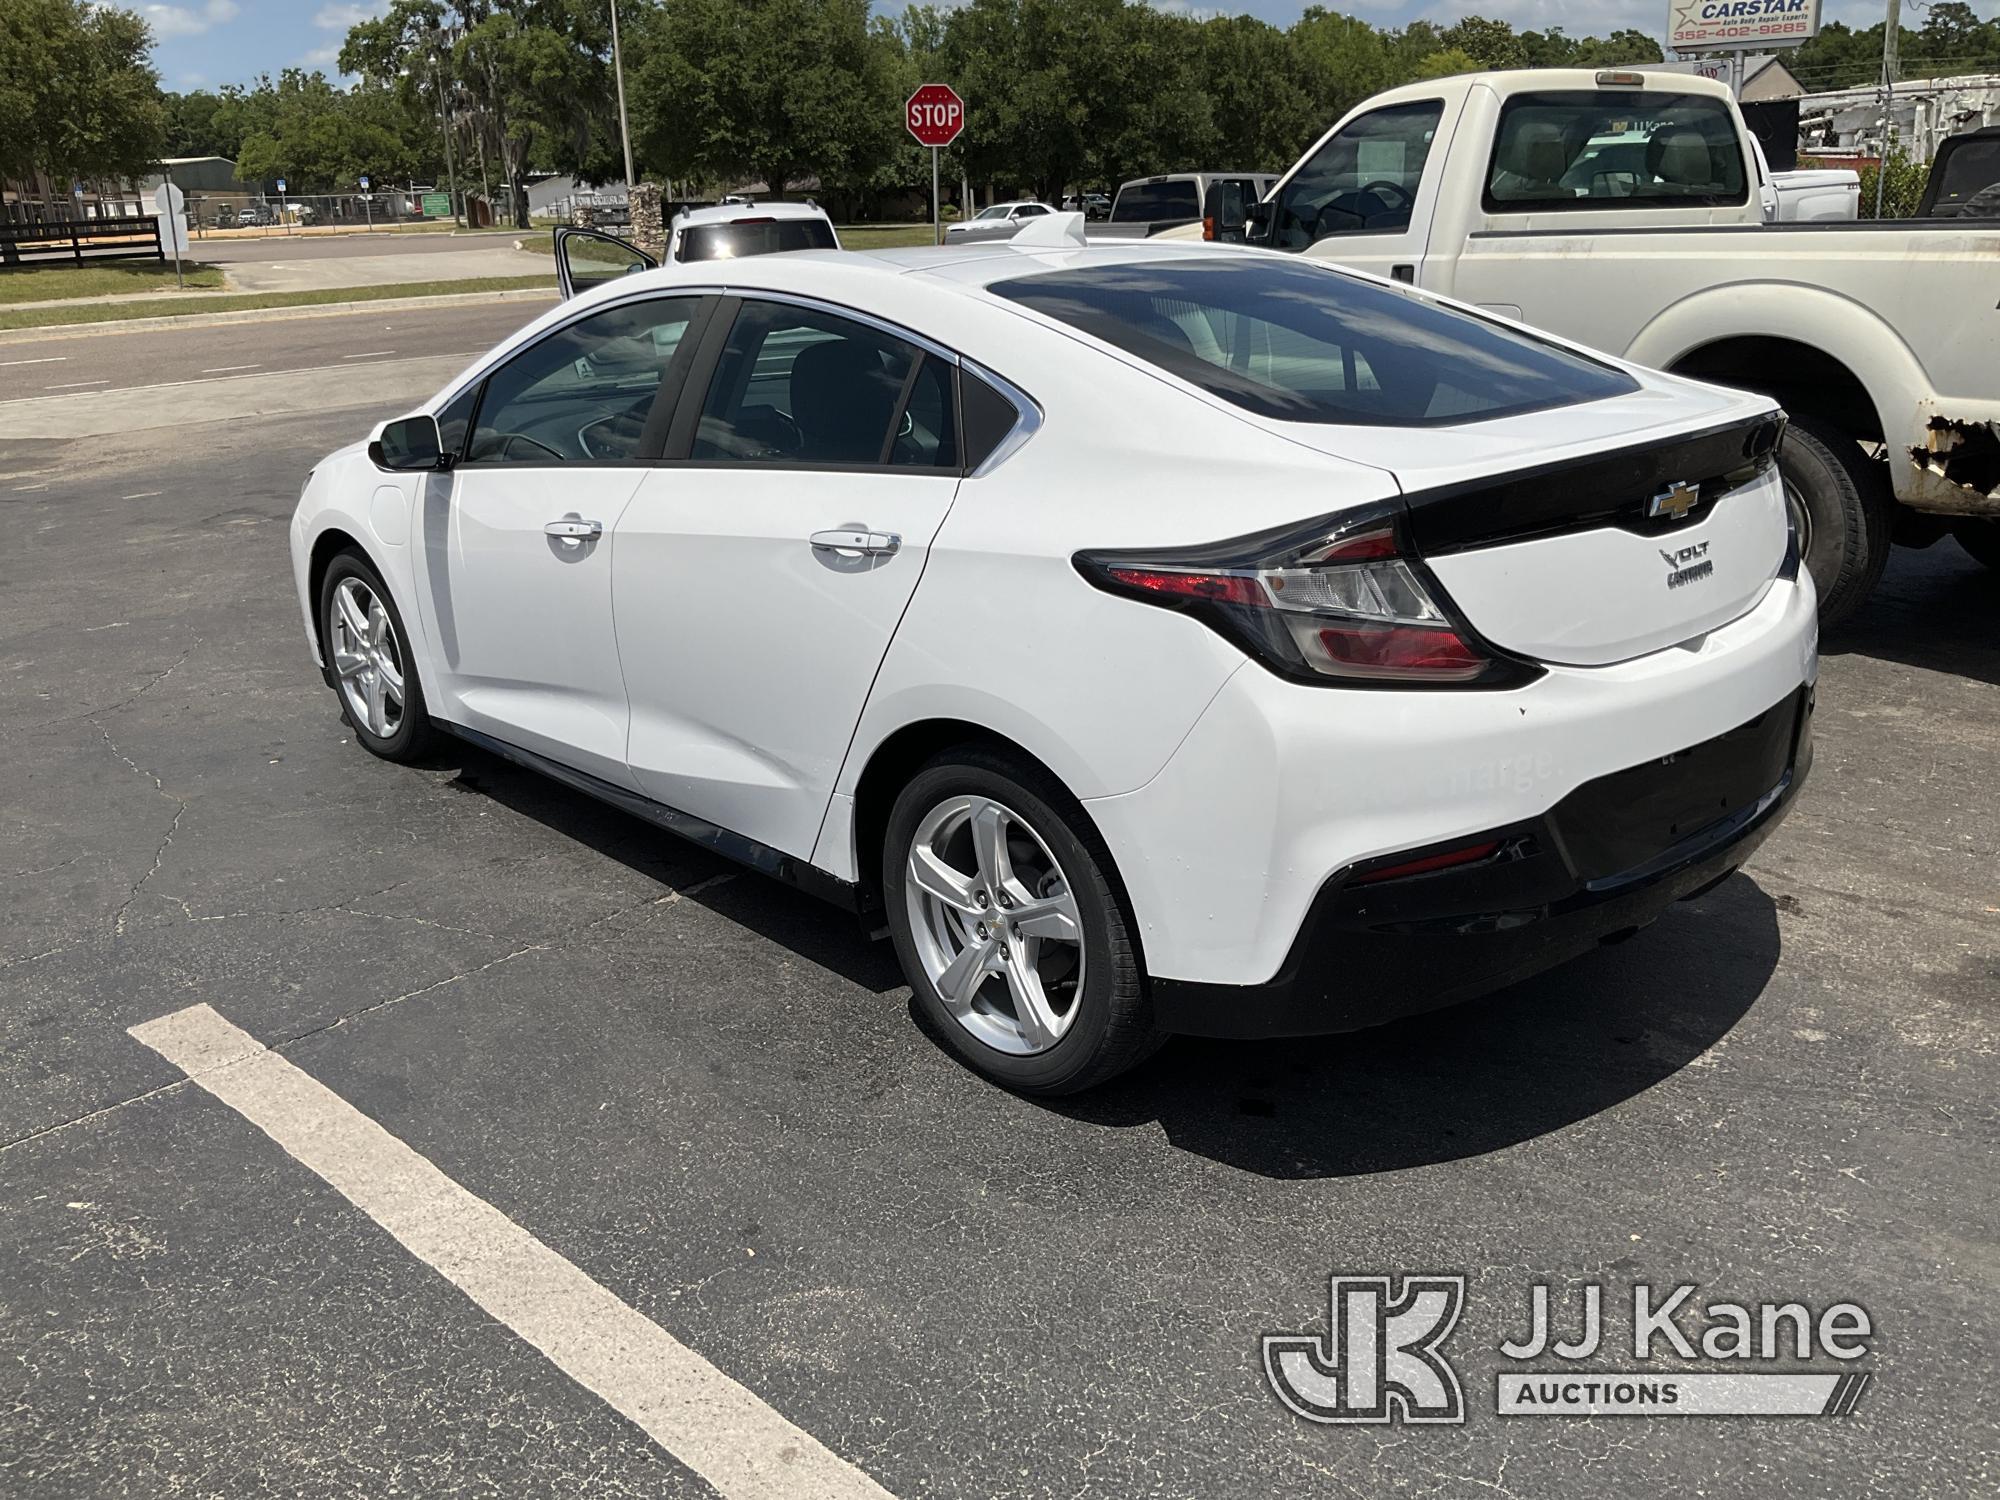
[1778, 413, 1893, 629]
[318, 549, 433, 763]
[883, 748, 1159, 1094]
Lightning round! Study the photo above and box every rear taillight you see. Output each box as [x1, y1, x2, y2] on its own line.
[1077, 510, 1533, 688]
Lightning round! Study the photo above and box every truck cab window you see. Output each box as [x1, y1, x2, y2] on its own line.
[1485, 91, 1748, 211]
[1267, 101, 1444, 250]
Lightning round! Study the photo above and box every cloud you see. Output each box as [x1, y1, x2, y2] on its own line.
[1416, 0, 1659, 31]
[314, 2, 382, 29]
[299, 44, 342, 68]
[142, 0, 239, 39]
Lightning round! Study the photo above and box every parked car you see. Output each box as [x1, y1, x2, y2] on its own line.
[551, 204, 841, 299]
[290, 234, 1816, 1093]
[943, 200, 1051, 244]
[1196, 67, 2000, 623]
[1091, 172, 1278, 240]
[234, 207, 262, 227]
[1916, 125, 2000, 219]
[667, 201, 839, 263]
[1062, 192, 1112, 219]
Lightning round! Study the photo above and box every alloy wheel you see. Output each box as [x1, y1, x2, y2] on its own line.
[330, 575, 407, 739]
[904, 795, 1086, 1056]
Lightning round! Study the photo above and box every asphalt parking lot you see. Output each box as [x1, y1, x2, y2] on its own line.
[2, 310, 1996, 1497]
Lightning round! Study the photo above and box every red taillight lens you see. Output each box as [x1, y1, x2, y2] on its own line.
[1312, 622, 1488, 681]
[1351, 840, 1502, 885]
[1080, 517, 1501, 686]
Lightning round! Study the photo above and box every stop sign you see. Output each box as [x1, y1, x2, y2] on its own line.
[906, 84, 965, 148]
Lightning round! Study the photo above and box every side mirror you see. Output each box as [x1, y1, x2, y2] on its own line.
[1203, 182, 1249, 242]
[369, 413, 450, 472]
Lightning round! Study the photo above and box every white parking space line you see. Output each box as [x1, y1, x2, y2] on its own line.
[45, 379, 109, 389]
[129, 1003, 898, 1500]
[121, 491, 162, 500]
[342, 350, 397, 359]
[0, 355, 66, 367]
[201, 364, 262, 374]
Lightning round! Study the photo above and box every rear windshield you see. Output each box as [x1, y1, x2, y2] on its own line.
[678, 218, 837, 261]
[989, 257, 1637, 427]
[1486, 90, 1748, 211]
[1112, 180, 1201, 222]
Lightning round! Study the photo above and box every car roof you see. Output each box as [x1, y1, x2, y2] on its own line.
[673, 201, 831, 228]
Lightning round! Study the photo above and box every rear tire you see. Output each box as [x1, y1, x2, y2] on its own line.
[318, 550, 434, 764]
[883, 748, 1160, 1094]
[1951, 519, 2000, 572]
[1778, 413, 1893, 629]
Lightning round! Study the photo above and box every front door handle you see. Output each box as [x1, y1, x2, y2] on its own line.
[810, 528, 901, 558]
[544, 516, 603, 547]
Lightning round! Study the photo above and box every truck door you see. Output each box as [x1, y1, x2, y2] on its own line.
[1264, 94, 1464, 286]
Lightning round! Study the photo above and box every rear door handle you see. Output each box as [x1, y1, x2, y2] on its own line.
[810, 528, 901, 558]
[544, 516, 603, 546]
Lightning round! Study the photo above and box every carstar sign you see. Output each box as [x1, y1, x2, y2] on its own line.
[1668, 0, 1819, 50]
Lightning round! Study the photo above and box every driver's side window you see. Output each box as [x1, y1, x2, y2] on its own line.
[1269, 100, 1444, 251]
[466, 298, 694, 465]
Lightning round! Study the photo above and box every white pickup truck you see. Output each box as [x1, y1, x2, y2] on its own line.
[1197, 68, 2000, 623]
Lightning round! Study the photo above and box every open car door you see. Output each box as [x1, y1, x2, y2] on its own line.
[553, 225, 657, 299]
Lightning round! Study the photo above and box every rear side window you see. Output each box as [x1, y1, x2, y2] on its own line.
[1112, 180, 1201, 222]
[677, 218, 837, 261]
[693, 300, 957, 468]
[961, 370, 1023, 470]
[1487, 90, 1748, 211]
[990, 257, 1636, 427]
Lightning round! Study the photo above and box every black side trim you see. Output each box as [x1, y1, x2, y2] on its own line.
[1403, 412, 1784, 556]
[436, 721, 866, 913]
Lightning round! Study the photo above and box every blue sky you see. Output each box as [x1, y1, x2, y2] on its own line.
[142, 0, 1900, 94]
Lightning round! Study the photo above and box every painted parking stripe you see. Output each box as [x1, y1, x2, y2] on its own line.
[0, 356, 66, 367]
[130, 1003, 898, 1500]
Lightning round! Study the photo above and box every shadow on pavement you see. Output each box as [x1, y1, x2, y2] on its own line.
[413, 722, 1780, 1179]
[427, 736, 906, 996]
[1821, 538, 1999, 688]
[1051, 873, 1781, 1180]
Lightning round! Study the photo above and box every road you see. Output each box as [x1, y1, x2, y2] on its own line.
[188, 230, 525, 265]
[0, 297, 554, 399]
[1, 309, 1996, 1499]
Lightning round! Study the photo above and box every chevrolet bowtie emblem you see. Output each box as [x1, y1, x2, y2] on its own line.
[1647, 480, 1699, 521]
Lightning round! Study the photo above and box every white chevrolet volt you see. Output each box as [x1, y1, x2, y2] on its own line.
[289, 219, 1817, 1093]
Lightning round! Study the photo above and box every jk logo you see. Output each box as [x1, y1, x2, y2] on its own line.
[1264, 1275, 1466, 1424]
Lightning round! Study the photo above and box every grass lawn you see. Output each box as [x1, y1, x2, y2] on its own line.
[0, 261, 226, 304]
[0, 275, 553, 331]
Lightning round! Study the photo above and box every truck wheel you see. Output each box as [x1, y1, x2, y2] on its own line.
[1778, 414, 1893, 629]
[1951, 519, 2000, 572]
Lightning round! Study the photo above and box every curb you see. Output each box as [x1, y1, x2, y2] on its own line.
[0, 286, 556, 345]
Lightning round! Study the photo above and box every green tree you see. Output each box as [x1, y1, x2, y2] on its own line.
[628, 0, 897, 204]
[1439, 16, 1527, 69]
[230, 71, 423, 192]
[0, 0, 162, 192]
[1414, 46, 1483, 80]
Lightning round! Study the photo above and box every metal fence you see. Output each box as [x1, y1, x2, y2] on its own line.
[0, 213, 162, 267]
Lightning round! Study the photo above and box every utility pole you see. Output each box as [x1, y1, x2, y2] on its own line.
[1876, 0, 1901, 217]
[429, 44, 461, 228]
[609, 0, 636, 190]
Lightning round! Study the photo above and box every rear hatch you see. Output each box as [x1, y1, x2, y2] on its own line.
[1267, 382, 1790, 667]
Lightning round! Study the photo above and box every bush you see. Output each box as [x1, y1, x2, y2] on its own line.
[1858, 148, 1927, 218]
